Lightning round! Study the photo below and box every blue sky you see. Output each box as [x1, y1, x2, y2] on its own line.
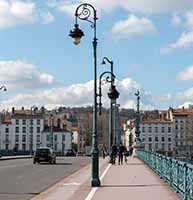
[1, 0, 193, 110]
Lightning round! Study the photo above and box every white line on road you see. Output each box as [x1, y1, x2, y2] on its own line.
[85, 163, 111, 200]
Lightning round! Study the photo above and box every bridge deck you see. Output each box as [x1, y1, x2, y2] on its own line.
[92, 157, 181, 200]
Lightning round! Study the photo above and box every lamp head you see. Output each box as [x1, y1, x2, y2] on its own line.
[69, 24, 84, 45]
[108, 85, 120, 103]
[101, 60, 106, 65]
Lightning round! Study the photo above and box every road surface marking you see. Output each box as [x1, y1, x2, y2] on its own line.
[85, 163, 111, 200]
[63, 182, 81, 186]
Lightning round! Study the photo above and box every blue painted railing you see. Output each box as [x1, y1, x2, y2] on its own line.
[137, 150, 193, 200]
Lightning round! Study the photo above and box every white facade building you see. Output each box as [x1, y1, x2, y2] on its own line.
[41, 127, 72, 155]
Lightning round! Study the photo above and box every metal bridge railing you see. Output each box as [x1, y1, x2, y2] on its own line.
[137, 150, 193, 200]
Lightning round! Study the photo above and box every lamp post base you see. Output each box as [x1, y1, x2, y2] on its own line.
[91, 178, 101, 187]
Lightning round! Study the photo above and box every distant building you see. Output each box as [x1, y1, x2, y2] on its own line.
[41, 126, 72, 155]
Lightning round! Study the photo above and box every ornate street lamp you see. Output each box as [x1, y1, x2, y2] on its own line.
[0, 85, 7, 92]
[69, 3, 100, 187]
[134, 90, 141, 144]
[101, 57, 114, 154]
[98, 71, 116, 115]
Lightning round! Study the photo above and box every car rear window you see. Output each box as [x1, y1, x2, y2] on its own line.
[36, 149, 49, 155]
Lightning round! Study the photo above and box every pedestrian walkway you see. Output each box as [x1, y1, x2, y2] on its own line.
[90, 157, 181, 200]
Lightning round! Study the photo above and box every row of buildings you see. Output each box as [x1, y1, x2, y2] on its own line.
[122, 105, 193, 161]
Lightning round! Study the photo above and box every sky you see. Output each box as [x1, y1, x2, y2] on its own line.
[1, 0, 193, 111]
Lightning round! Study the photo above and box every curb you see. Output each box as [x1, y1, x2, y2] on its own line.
[0, 156, 32, 161]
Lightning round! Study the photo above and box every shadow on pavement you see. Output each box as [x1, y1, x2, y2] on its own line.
[101, 184, 165, 188]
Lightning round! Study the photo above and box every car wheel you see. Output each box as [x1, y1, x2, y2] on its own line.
[33, 160, 36, 164]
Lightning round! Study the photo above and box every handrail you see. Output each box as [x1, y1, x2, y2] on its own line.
[137, 150, 193, 200]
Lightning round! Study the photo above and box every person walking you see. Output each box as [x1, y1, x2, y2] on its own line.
[118, 143, 125, 165]
[101, 144, 107, 159]
[110, 144, 118, 165]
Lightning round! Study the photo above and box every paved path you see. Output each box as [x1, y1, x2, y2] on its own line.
[91, 157, 181, 200]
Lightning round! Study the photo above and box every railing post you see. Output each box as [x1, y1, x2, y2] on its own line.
[183, 163, 188, 200]
[169, 158, 173, 187]
[176, 161, 179, 193]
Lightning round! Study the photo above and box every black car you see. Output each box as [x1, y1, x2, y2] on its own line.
[65, 149, 76, 157]
[33, 147, 56, 164]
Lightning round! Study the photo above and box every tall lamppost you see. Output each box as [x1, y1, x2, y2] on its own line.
[134, 90, 141, 144]
[30, 105, 36, 155]
[69, 3, 100, 187]
[101, 57, 114, 154]
[49, 114, 54, 149]
[0, 86, 7, 92]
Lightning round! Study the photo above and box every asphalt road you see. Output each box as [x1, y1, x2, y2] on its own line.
[0, 157, 90, 200]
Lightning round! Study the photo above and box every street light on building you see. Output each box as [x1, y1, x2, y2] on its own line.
[30, 105, 37, 155]
[69, 3, 100, 187]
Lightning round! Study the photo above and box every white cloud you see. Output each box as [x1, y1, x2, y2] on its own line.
[171, 14, 182, 27]
[161, 31, 193, 53]
[111, 15, 156, 38]
[0, 0, 37, 28]
[185, 10, 193, 29]
[0, 59, 55, 90]
[177, 65, 193, 81]
[0, 77, 154, 110]
[41, 12, 55, 24]
[177, 88, 193, 100]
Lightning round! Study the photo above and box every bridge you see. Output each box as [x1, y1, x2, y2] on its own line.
[35, 151, 193, 200]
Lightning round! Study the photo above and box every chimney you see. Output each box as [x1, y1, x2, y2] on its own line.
[41, 106, 45, 114]
[21, 107, 24, 111]
[12, 107, 15, 114]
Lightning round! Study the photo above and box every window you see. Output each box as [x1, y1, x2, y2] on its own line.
[54, 144, 57, 151]
[175, 120, 178, 124]
[5, 135, 9, 142]
[5, 128, 9, 133]
[62, 135, 65, 141]
[168, 137, 171, 142]
[15, 127, 19, 133]
[142, 127, 145, 132]
[22, 144, 26, 151]
[54, 135, 57, 142]
[175, 125, 178, 130]
[22, 119, 26, 125]
[62, 143, 65, 154]
[15, 135, 19, 143]
[15, 143, 19, 150]
[22, 135, 26, 142]
[37, 127, 40, 133]
[161, 127, 165, 133]
[5, 144, 9, 150]
[168, 144, 171, 151]
[155, 136, 158, 142]
[16, 119, 19, 125]
[37, 119, 40, 125]
[46, 135, 50, 141]
[30, 119, 33, 125]
[162, 137, 165, 142]
[30, 127, 33, 133]
[155, 127, 158, 133]
[162, 143, 165, 150]
[155, 143, 158, 149]
[36, 143, 40, 148]
[148, 137, 152, 142]
[149, 144, 152, 150]
[168, 127, 171, 133]
[37, 135, 40, 142]
[22, 127, 26, 133]
[142, 138, 145, 142]
[148, 127, 152, 133]
[29, 135, 33, 142]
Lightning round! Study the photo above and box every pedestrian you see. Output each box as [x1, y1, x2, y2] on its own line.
[110, 144, 118, 165]
[129, 146, 134, 157]
[101, 144, 107, 159]
[118, 143, 125, 165]
[124, 147, 129, 163]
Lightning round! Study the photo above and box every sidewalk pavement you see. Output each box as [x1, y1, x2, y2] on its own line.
[32, 157, 181, 200]
[0, 155, 32, 161]
[92, 157, 181, 200]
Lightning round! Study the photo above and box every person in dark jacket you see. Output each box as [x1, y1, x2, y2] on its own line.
[110, 144, 118, 165]
[118, 144, 126, 165]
